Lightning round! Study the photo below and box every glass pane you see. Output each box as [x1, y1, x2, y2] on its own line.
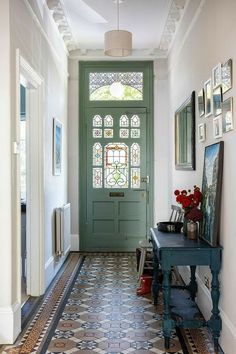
[93, 168, 103, 188]
[131, 143, 140, 166]
[93, 129, 102, 138]
[131, 129, 140, 138]
[120, 115, 129, 127]
[104, 143, 129, 188]
[131, 168, 140, 188]
[131, 115, 140, 127]
[93, 115, 102, 127]
[104, 129, 113, 138]
[93, 143, 102, 166]
[89, 72, 143, 101]
[104, 115, 113, 127]
[119, 129, 129, 138]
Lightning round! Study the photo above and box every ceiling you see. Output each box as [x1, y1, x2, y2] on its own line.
[46, 0, 187, 58]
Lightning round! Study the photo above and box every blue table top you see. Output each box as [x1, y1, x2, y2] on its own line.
[150, 227, 222, 250]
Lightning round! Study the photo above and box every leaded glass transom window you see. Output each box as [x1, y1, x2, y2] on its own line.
[89, 72, 143, 101]
[104, 143, 128, 188]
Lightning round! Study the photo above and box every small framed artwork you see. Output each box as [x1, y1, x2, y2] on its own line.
[213, 86, 222, 116]
[200, 141, 224, 246]
[222, 97, 233, 133]
[198, 88, 205, 117]
[198, 123, 206, 142]
[222, 58, 232, 94]
[213, 115, 223, 139]
[212, 63, 221, 89]
[204, 78, 212, 117]
[53, 118, 62, 176]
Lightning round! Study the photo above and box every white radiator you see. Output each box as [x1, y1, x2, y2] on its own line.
[55, 203, 71, 256]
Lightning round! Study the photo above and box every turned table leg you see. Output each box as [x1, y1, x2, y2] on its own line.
[162, 268, 173, 349]
[209, 266, 222, 353]
[189, 265, 197, 300]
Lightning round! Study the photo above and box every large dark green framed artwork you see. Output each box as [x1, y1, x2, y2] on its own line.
[175, 91, 196, 170]
[200, 141, 224, 246]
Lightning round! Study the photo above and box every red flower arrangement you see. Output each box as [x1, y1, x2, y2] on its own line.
[174, 186, 203, 222]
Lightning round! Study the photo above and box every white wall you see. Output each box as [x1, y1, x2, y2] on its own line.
[0, 0, 68, 343]
[168, 0, 236, 352]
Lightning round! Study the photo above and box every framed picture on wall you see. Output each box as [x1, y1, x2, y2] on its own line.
[200, 141, 224, 246]
[212, 63, 221, 89]
[222, 97, 233, 133]
[213, 116, 223, 139]
[222, 58, 232, 94]
[198, 88, 205, 117]
[198, 123, 206, 142]
[53, 118, 62, 176]
[204, 78, 212, 117]
[213, 86, 222, 116]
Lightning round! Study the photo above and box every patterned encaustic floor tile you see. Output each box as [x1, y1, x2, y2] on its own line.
[1, 253, 223, 354]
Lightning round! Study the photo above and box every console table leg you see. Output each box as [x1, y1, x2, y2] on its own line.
[163, 269, 173, 349]
[189, 265, 197, 300]
[209, 268, 222, 353]
[152, 250, 159, 305]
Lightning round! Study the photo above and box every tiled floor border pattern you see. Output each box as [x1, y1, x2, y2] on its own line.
[1, 253, 83, 354]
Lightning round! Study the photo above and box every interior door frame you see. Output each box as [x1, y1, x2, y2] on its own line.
[15, 49, 45, 298]
[79, 61, 154, 250]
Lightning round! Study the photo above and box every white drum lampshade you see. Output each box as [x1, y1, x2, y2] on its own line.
[104, 30, 132, 57]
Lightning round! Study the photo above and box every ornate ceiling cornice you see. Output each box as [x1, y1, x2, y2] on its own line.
[158, 0, 187, 52]
[46, 0, 78, 51]
[46, 0, 188, 57]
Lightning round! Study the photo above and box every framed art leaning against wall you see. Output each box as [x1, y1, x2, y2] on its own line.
[200, 141, 224, 246]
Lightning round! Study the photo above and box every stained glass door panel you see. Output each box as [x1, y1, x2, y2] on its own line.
[86, 108, 147, 251]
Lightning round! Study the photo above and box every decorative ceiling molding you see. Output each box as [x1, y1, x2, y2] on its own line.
[46, 0, 78, 51]
[46, 0, 188, 58]
[158, 0, 187, 52]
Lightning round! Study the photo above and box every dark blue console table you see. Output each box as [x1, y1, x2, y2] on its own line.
[150, 227, 222, 352]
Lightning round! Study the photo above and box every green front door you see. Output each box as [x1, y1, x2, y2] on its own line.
[85, 107, 147, 251]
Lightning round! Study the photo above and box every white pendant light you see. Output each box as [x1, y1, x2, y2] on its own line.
[104, 0, 132, 57]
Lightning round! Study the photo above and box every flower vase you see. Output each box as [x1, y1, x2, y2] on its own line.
[187, 221, 198, 240]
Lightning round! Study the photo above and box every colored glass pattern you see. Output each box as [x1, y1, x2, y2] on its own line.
[93, 129, 102, 138]
[104, 143, 129, 188]
[93, 115, 102, 127]
[93, 143, 102, 166]
[104, 115, 113, 127]
[93, 168, 103, 188]
[131, 115, 140, 127]
[120, 115, 129, 127]
[119, 129, 129, 138]
[131, 168, 140, 188]
[104, 129, 113, 138]
[131, 143, 140, 166]
[131, 129, 140, 138]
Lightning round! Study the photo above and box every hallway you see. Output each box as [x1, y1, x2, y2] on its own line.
[1, 253, 219, 354]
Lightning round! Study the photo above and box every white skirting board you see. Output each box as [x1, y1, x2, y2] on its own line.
[0, 301, 21, 344]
